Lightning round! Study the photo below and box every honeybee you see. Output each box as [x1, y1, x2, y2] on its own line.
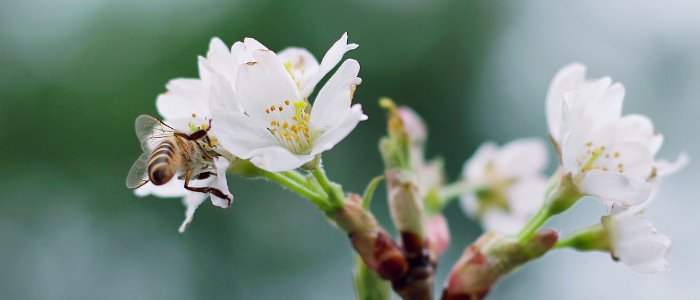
[126, 115, 231, 202]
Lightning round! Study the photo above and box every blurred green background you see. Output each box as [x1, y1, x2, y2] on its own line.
[1, 0, 699, 299]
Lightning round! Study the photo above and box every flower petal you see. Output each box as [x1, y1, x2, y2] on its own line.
[310, 104, 366, 155]
[211, 110, 279, 161]
[462, 142, 498, 184]
[156, 79, 210, 121]
[135, 178, 189, 198]
[493, 138, 548, 178]
[199, 37, 238, 84]
[300, 32, 358, 98]
[481, 210, 528, 235]
[248, 145, 315, 172]
[608, 214, 671, 273]
[616, 114, 659, 153]
[208, 69, 243, 114]
[459, 193, 480, 218]
[278, 47, 320, 91]
[578, 169, 652, 210]
[655, 152, 689, 178]
[210, 157, 233, 208]
[507, 176, 548, 218]
[234, 49, 302, 121]
[310, 59, 362, 131]
[546, 63, 586, 141]
[178, 192, 209, 233]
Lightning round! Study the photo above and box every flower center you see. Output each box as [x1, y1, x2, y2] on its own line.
[476, 162, 515, 215]
[577, 141, 624, 175]
[265, 100, 315, 154]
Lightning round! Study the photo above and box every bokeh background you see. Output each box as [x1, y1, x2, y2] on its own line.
[1, 0, 699, 299]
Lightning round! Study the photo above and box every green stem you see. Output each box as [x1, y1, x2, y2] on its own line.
[516, 205, 552, 243]
[281, 170, 308, 186]
[311, 167, 345, 209]
[353, 256, 391, 300]
[516, 173, 582, 243]
[438, 181, 471, 207]
[262, 170, 329, 209]
[553, 224, 610, 251]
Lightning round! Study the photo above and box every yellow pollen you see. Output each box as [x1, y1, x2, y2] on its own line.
[614, 151, 620, 158]
[585, 141, 593, 147]
[265, 100, 314, 154]
[581, 147, 605, 173]
[266, 109, 270, 114]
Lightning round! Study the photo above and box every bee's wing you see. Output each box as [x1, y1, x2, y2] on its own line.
[135, 114, 176, 151]
[126, 153, 150, 189]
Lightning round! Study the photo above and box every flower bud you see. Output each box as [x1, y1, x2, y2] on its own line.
[385, 169, 425, 238]
[333, 194, 409, 280]
[398, 106, 428, 147]
[426, 214, 451, 260]
[442, 230, 558, 300]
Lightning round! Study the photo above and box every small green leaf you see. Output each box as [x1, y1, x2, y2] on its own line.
[362, 175, 384, 210]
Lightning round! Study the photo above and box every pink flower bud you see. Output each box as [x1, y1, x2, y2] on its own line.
[398, 106, 427, 145]
[426, 214, 451, 259]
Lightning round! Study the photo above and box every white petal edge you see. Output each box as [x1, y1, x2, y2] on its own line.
[462, 142, 498, 185]
[546, 63, 587, 142]
[655, 152, 689, 178]
[310, 104, 366, 155]
[608, 214, 671, 273]
[277, 47, 320, 90]
[300, 32, 358, 98]
[493, 138, 548, 178]
[179, 192, 209, 233]
[310, 59, 362, 131]
[210, 157, 233, 208]
[156, 79, 210, 121]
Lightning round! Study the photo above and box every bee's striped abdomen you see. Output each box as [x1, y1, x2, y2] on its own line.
[148, 141, 178, 185]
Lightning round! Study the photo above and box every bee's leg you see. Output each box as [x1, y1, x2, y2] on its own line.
[183, 169, 232, 205]
[181, 119, 214, 141]
[194, 171, 212, 180]
[204, 135, 214, 148]
[175, 130, 207, 141]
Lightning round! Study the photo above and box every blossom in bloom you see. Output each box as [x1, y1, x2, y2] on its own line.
[601, 204, 671, 273]
[546, 63, 686, 211]
[459, 139, 549, 234]
[135, 39, 236, 232]
[209, 33, 367, 172]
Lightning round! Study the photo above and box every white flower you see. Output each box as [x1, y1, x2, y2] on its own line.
[602, 206, 671, 273]
[209, 33, 367, 172]
[135, 39, 236, 232]
[546, 63, 686, 211]
[459, 139, 549, 234]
